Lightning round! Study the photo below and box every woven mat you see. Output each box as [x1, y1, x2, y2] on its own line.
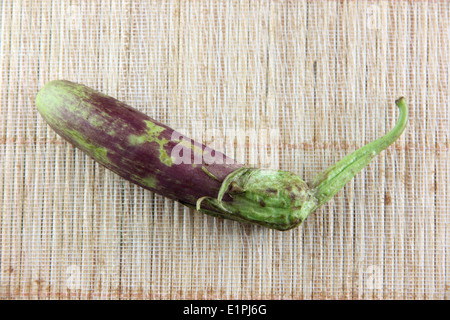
[1, 0, 448, 300]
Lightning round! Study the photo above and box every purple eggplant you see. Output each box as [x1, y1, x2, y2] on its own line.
[36, 80, 408, 230]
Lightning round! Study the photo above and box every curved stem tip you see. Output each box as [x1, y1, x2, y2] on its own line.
[307, 97, 408, 212]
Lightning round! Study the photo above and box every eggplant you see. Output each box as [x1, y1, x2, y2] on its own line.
[36, 80, 408, 230]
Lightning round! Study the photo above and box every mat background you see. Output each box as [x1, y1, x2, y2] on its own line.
[0, 0, 448, 299]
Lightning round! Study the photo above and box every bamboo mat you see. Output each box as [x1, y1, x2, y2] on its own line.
[0, 0, 449, 300]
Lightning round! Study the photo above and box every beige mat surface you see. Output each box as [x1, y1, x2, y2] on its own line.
[0, 0, 448, 299]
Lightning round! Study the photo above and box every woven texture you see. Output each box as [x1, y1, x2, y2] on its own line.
[1, 0, 449, 300]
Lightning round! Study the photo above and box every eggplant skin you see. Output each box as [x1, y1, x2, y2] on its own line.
[37, 80, 408, 231]
[36, 80, 310, 230]
[36, 80, 242, 207]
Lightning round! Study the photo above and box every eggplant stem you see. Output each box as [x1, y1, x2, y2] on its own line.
[306, 97, 408, 212]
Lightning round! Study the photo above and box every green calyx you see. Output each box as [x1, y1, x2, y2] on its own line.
[196, 98, 408, 231]
[196, 167, 311, 230]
